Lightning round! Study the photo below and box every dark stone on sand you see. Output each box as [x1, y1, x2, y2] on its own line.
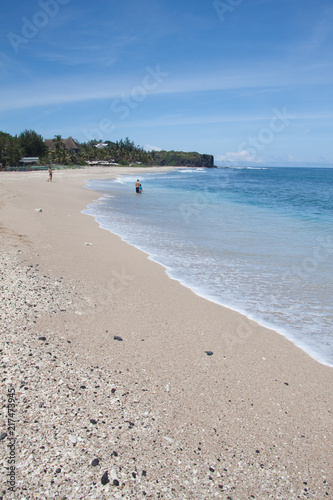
[80, 385, 86, 389]
[90, 419, 97, 425]
[38, 336, 47, 341]
[91, 458, 99, 467]
[113, 336, 123, 341]
[284, 382, 289, 385]
[101, 471, 109, 485]
[205, 351, 214, 356]
[0, 432, 7, 441]
[55, 468, 61, 473]
[132, 472, 137, 478]
[113, 479, 120, 486]
[142, 470, 147, 476]
[111, 388, 116, 393]
[112, 451, 118, 457]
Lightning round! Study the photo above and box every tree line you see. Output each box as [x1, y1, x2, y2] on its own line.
[0, 129, 214, 168]
[0, 130, 47, 167]
[0, 130, 152, 167]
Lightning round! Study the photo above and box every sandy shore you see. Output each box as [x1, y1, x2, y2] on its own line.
[0, 167, 332, 499]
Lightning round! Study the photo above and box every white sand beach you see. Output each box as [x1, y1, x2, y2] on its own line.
[0, 167, 332, 499]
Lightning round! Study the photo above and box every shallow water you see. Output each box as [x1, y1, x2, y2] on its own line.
[84, 167, 333, 367]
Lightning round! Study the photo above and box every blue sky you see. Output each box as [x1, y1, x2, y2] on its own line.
[1, 0, 332, 166]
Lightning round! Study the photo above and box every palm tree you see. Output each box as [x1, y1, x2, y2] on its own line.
[53, 135, 64, 164]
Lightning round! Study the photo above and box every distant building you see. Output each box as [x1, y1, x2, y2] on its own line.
[86, 160, 118, 166]
[44, 137, 79, 153]
[19, 157, 39, 165]
[95, 142, 108, 149]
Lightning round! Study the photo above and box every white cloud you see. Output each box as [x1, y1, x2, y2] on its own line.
[216, 150, 260, 163]
[144, 144, 162, 152]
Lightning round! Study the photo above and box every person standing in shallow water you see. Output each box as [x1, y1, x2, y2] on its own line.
[135, 179, 140, 193]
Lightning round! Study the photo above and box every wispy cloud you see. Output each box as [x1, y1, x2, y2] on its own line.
[1, 60, 332, 112]
[114, 112, 283, 129]
[0, 52, 17, 78]
[299, 5, 333, 53]
[33, 50, 118, 67]
[1, 0, 332, 164]
[32, 31, 138, 66]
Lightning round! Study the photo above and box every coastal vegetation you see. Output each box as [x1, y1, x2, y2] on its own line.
[0, 130, 214, 169]
[150, 150, 214, 168]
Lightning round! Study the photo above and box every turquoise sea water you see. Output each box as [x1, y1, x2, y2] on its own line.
[84, 167, 333, 367]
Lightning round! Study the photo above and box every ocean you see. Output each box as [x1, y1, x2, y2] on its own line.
[83, 167, 333, 367]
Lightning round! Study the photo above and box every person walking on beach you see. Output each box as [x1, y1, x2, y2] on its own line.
[135, 179, 140, 193]
[48, 166, 53, 182]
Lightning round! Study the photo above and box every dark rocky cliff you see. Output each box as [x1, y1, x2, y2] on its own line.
[151, 150, 215, 168]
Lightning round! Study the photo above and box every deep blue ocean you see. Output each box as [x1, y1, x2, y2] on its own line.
[84, 167, 333, 367]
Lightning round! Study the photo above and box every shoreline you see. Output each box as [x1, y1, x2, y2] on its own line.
[87, 206, 333, 369]
[83, 172, 332, 369]
[1, 167, 332, 499]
